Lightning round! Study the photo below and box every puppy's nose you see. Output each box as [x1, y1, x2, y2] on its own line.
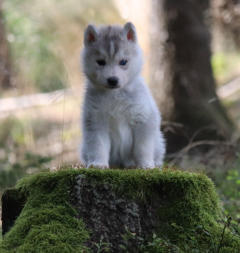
[107, 76, 119, 88]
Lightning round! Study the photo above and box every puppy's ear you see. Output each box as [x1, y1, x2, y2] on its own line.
[84, 24, 98, 46]
[123, 22, 137, 42]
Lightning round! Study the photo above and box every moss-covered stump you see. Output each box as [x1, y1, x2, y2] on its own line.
[1, 169, 240, 252]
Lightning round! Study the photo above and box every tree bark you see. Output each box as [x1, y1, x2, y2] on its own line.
[0, 1, 12, 89]
[151, 0, 234, 154]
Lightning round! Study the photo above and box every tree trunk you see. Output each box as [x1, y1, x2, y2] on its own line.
[0, 1, 11, 89]
[151, 0, 234, 153]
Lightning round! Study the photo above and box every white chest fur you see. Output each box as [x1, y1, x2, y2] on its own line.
[81, 81, 165, 169]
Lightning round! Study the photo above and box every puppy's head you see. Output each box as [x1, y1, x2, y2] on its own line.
[82, 22, 143, 90]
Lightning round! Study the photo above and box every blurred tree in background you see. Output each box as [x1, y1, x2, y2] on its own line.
[3, 0, 67, 93]
[0, 0, 11, 89]
[2, 0, 121, 94]
[151, 0, 235, 154]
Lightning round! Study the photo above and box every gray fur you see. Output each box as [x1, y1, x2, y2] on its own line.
[80, 22, 165, 169]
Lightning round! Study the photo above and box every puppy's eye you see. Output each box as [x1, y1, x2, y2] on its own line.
[119, 59, 128, 66]
[96, 59, 106, 66]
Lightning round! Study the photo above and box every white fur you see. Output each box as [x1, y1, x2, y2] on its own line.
[80, 23, 165, 169]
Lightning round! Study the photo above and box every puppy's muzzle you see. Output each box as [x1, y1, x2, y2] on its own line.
[107, 76, 119, 89]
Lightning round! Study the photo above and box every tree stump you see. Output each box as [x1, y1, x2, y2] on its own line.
[1, 169, 240, 252]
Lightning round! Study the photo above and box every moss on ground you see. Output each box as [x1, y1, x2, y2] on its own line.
[1, 168, 240, 252]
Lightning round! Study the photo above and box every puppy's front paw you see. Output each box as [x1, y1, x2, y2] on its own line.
[140, 165, 155, 170]
[87, 162, 109, 169]
[136, 161, 155, 170]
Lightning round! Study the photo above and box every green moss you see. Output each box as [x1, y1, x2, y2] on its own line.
[1, 168, 240, 252]
[1, 170, 90, 253]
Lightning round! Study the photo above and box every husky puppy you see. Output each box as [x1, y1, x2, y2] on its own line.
[80, 22, 165, 169]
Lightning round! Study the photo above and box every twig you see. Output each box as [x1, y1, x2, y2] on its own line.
[168, 140, 234, 164]
[217, 75, 240, 99]
[217, 216, 232, 253]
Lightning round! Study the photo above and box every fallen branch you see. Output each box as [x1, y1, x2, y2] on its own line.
[0, 89, 72, 116]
